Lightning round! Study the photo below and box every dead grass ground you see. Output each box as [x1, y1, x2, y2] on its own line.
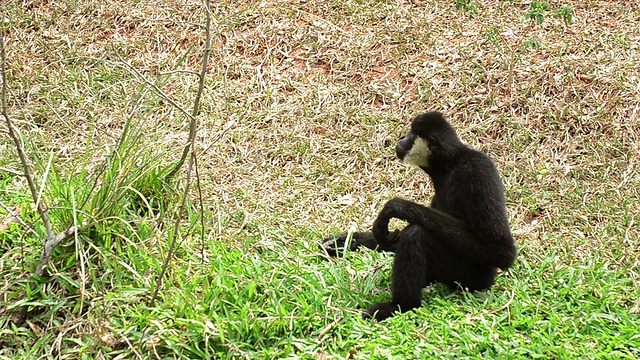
[3, 0, 639, 274]
[1, 0, 639, 356]
[197, 0, 639, 266]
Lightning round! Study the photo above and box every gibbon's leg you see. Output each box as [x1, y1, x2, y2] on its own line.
[373, 198, 515, 270]
[364, 224, 428, 321]
[320, 230, 401, 257]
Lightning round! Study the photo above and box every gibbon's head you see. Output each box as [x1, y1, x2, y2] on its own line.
[395, 112, 461, 169]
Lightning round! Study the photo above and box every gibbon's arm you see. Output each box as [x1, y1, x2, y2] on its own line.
[373, 198, 516, 269]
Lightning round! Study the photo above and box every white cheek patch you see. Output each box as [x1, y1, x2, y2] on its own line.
[403, 137, 430, 167]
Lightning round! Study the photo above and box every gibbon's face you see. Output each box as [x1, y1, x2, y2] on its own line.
[395, 132, 431, 168]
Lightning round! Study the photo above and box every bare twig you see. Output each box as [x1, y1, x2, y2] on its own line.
[487, 290, 516, 314]
[165, 0, 212, 179]
[194, 153, 207, 260]
[2, 25, 78, 327]
[318, 316, 344, 340]
[34, 226, 79, 274]
[149, 150, 195, 306]
[0, 200, 42, 239]
[117, 58, 194, 122]
[0, 166, 24, 176]
[1, 30, 54, 242]
[159, 70, 201, 77]
[149, 0, 212, 304]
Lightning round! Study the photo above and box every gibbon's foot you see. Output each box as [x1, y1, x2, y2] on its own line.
[363, 302, 400, 321]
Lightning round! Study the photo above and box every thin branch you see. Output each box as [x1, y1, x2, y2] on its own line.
[194, 153, 206, 260]
[2, 26, 79, 327]
[117, 57, 195, 122]
[1, 30, 54, 241]
[166, 0, 212, 179]
[0, 166, 24, 176]
[159, 70, 201, 77]
[487, 290, 516, 314]
[149, 151, 195, 306]
[0, 200, 43, 239]
[149, 0, 212, 304]
[318, 315, 344, 340]
[34, 226, 79, 274]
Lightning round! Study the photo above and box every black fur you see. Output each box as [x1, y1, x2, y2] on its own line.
[321, 111, 516, 321]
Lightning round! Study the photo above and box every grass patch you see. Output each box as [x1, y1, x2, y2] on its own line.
[1, 0, 639, 358]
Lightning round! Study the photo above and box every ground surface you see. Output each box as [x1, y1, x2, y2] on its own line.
[1, 0, 639, 359]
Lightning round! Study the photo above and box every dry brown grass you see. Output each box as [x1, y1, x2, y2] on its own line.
[194, 0, 640, 267]
[1, 1, 639, 351]
[3, 0, 639, 260]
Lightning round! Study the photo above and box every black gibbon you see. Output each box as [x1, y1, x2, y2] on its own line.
[321, 112, 517, 321]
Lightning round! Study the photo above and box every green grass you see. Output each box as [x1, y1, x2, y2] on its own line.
[1, 0, 640, 359]
[3, 234, 638, 358]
